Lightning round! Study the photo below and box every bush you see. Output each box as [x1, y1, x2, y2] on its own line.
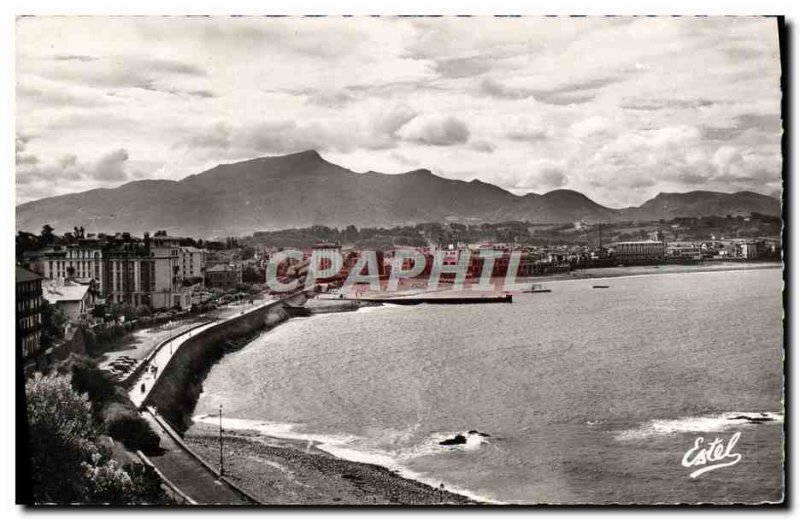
[57, 355, 117, 413]
[57, 355, 162, 453]
[102, 403, 160, 453]
[135, 305, 152, 317]
[25, 374, 167, 504]
[26, 374, 98, 502]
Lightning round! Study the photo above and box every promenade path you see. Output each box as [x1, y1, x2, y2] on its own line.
[129, 299, 271, 407]
[140, 413, 250, 505]
[127, 298, 277, 504]
[97, 319, 205, 369]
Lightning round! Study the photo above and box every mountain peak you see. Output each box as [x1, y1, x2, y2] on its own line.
[288, 149, 324, 161]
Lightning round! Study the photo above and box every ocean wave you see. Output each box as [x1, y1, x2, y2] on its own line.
[354, 303, 403, 314]
[192, 414, 501, 503]
[615, 411, 783, 441]
[319, 441, 501, 504]
[192, 415, 359, 445]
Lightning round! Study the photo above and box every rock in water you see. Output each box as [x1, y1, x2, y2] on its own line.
[440, 434, 467, 446]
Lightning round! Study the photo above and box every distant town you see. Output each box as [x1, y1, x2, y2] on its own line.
[15, 212, 781, 374]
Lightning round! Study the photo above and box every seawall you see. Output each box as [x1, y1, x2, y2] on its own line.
[144, 298, 296, 433]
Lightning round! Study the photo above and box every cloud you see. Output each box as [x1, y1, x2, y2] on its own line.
[506, 117, 551, 143]
[479, 78, 533, 100]
[16, 135, 33, 164]
[620, 97, 716, 111]
[91, 149, 130, 181]
[570, 116, 614, 140]
[177, 117, 394, 159]
[372, 105, 418, 137]
[17, 74, 116, 108]
[17, 148, 134, 189]
[19, 53, 207, 95]
[480, 75, 624, 105]
[395, 115, 470, 146]
[536, 167, 568, 189]
[470, 140, 495, 153]
[434, 56, 493, 78]
[15, 16, 783, 207]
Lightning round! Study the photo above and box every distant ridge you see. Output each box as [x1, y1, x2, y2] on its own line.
[16, 150, 781, 237]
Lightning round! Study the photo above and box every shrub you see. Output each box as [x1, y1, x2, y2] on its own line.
[57, 355, 117, 413]
[26, 374, 98, 502]
[25, 373, 167, 504]
[102, 403, 160, 453]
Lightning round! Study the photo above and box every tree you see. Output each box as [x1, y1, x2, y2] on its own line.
[242, 266, 263, 284]
[105, 302, 137, 322]
[16, 231, 41, 258]
[40, 300, 68, 349]
[40, 224, 56, 245]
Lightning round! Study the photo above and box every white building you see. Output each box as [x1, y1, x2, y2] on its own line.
[180, 246, 206, 282]
[36, 234, 191, 310]
[43, 281, 95, 323]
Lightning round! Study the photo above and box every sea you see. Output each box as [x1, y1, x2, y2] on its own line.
[193, 266, 784, 504]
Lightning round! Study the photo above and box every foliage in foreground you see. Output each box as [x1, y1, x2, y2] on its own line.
[25, 373, 169, 504]
[58, 355, 160, 452]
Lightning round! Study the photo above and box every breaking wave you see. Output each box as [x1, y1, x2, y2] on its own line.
[615, 411, 783, 441]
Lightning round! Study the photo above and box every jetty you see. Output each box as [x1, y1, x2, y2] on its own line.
[344, 294, 513, 305]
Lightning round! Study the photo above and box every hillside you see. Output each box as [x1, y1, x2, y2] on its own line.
[15, 150, 781, 237]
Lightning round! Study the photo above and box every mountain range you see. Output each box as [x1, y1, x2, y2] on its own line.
[16, 150, 781, 238]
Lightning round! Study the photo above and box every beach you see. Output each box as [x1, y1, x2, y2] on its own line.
[184, 423, 479, 505]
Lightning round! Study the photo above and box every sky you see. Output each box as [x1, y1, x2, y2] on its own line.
[15, 16, 782, 207]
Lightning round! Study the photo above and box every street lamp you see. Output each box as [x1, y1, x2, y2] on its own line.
[218, 404, 224, 477]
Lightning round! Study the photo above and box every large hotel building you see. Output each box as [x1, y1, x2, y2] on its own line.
[30, 233, 203, 310]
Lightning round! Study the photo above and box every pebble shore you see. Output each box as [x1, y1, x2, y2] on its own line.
[184, 423, 479, 505]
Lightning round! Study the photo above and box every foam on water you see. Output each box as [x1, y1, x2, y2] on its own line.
[193, 414, 501, 503]
[193, 414, 359, 445]
[615, 411, 784, 441]
[354, 303, 404, 314]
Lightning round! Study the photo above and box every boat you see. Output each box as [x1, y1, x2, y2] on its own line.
[524, 283, 552, 293]
[592, 284, 610, 289]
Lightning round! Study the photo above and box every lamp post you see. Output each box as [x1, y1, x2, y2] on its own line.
[218, 404, 224, 477]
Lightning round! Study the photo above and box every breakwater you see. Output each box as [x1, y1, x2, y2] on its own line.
[353, 294, 513, 305]
[144, 299, 296, 433]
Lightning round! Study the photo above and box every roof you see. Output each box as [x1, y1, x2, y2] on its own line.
[43, 283, 91, 303]
[182, 246, 205, 253]
[206, 263, 239, 273]
[610, 241, 664, 246]
[16, 266, 42, 283]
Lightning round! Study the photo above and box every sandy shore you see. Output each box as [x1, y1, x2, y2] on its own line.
[183, 423, 478, 505]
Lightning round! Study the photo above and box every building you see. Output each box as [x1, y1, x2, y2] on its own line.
[42, 281, 95, 324]
[34, 233, 191, 310]
[205, 263, 243, 290]
[740, 242, 758, 259]
[666, 242, 703, 260]
[16, 267, 43, 371]
[35, 239, 103, 287]
[180, 246, 206, 283]
[610, 241, 666, 263]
